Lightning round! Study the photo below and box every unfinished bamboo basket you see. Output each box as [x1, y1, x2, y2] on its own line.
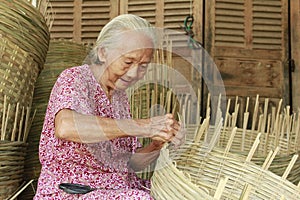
[151, 135, 300, 200]
[0, 34, 39, 140]
[210, 95, 300, 184]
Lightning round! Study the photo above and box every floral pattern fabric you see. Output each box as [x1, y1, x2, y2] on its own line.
[34, 64, 153, 200]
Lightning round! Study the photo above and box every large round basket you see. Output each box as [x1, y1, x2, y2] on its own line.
[0, 0, 50, 71]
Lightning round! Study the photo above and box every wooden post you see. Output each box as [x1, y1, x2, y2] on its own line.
[290, 0, 300, 111]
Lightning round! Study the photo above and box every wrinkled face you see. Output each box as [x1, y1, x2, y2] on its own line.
[113, 48, 153, 90]
[99, 31, 154, 91]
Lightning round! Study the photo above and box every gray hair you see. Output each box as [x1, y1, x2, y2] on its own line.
[84, 14, 156, 65]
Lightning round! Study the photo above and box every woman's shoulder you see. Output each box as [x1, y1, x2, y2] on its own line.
[56, 64, 93, 83]
[59, 64, 89, 77]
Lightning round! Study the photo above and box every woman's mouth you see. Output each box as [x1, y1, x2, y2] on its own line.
[120, 78, 131, 85]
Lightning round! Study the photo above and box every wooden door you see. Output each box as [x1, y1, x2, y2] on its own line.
[205, 0, 289, 124]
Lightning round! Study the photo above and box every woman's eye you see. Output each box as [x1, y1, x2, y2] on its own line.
[139, 64, 148, 71]
[124, 61, 133, 65]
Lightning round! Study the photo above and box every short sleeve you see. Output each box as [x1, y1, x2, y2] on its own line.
[49, 67, 92, 117]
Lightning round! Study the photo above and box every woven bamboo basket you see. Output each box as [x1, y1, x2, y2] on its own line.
[0, 96, 34, 199]
[0, 141, 27, 199]
[0, 0, 50, 71]
[151, 139, 300, 200]
[0, 34, 39, 140]
[203, 96, 300, 184]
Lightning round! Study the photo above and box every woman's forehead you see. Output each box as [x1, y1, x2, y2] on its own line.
[118, 31, 154, 50]
[122, 48, 153, 61]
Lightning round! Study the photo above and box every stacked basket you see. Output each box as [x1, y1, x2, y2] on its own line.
[0, 0, 50, 199]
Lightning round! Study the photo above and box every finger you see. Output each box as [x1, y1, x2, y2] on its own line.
[170, 136, 185, 149]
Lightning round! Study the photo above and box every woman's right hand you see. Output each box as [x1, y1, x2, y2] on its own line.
[145, 114, 180, 142]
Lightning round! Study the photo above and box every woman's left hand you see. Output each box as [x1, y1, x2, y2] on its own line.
[170, 122, 186, 149]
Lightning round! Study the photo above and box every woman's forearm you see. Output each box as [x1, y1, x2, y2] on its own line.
[54, 109, 149, 143]
[129, 141, 164, 172]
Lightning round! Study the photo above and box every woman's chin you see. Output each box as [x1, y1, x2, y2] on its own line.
[115, 82, 130, 91]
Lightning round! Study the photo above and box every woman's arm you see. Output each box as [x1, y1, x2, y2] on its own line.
[55, 109, 178, 143]
[128, 124, 186, 171]
[128, 141, 165, 172]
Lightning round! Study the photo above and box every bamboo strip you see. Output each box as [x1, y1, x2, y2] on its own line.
[239, 183, 252, 200]
[1, 95, 7, 140]
[17, 107, 25, 142]
[246, 133, 261, 162]
[3, 103, 11, 140]
[282, 154, 299, 180]
[11, 103, 19, 141]
[213, 176, 228, 200]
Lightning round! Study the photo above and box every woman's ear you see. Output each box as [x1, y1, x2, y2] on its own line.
[97, 47, 107, 63]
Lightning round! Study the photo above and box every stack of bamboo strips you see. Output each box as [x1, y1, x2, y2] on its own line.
[20, 39, 90, 200]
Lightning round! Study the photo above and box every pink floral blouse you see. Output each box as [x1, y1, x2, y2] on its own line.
[34, 65, 153, 199]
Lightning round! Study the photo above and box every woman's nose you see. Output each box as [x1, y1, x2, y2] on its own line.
[126, 65, 138, 78]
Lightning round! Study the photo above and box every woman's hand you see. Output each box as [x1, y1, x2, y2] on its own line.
[147, 114, 186, 149]
[170, 121, 186, 149]
[146, 114, 180, 142]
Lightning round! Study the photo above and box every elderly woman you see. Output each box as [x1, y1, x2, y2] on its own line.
[34, 14, 185, 199]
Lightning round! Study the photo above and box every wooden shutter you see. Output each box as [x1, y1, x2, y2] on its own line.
[121, 0, 201, 41]
[205, 0, 289, 110]
[45, 0, 116, 43]
[80, 0, 117, 43]
[47, 0, 74, 40]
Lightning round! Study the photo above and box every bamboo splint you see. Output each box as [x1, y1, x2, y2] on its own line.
[0, 95, 35, 142]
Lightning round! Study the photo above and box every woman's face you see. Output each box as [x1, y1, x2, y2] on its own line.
[113, 48, 153, 90]
[100, 32, 154, 91]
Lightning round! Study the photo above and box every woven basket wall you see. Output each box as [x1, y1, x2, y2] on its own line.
[0, 0, 50, 71]
[151, 141, 300, 200]
[0, 0, 50, 138]
[218, 126, 300, 184]
[0, 141, 27, 199]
